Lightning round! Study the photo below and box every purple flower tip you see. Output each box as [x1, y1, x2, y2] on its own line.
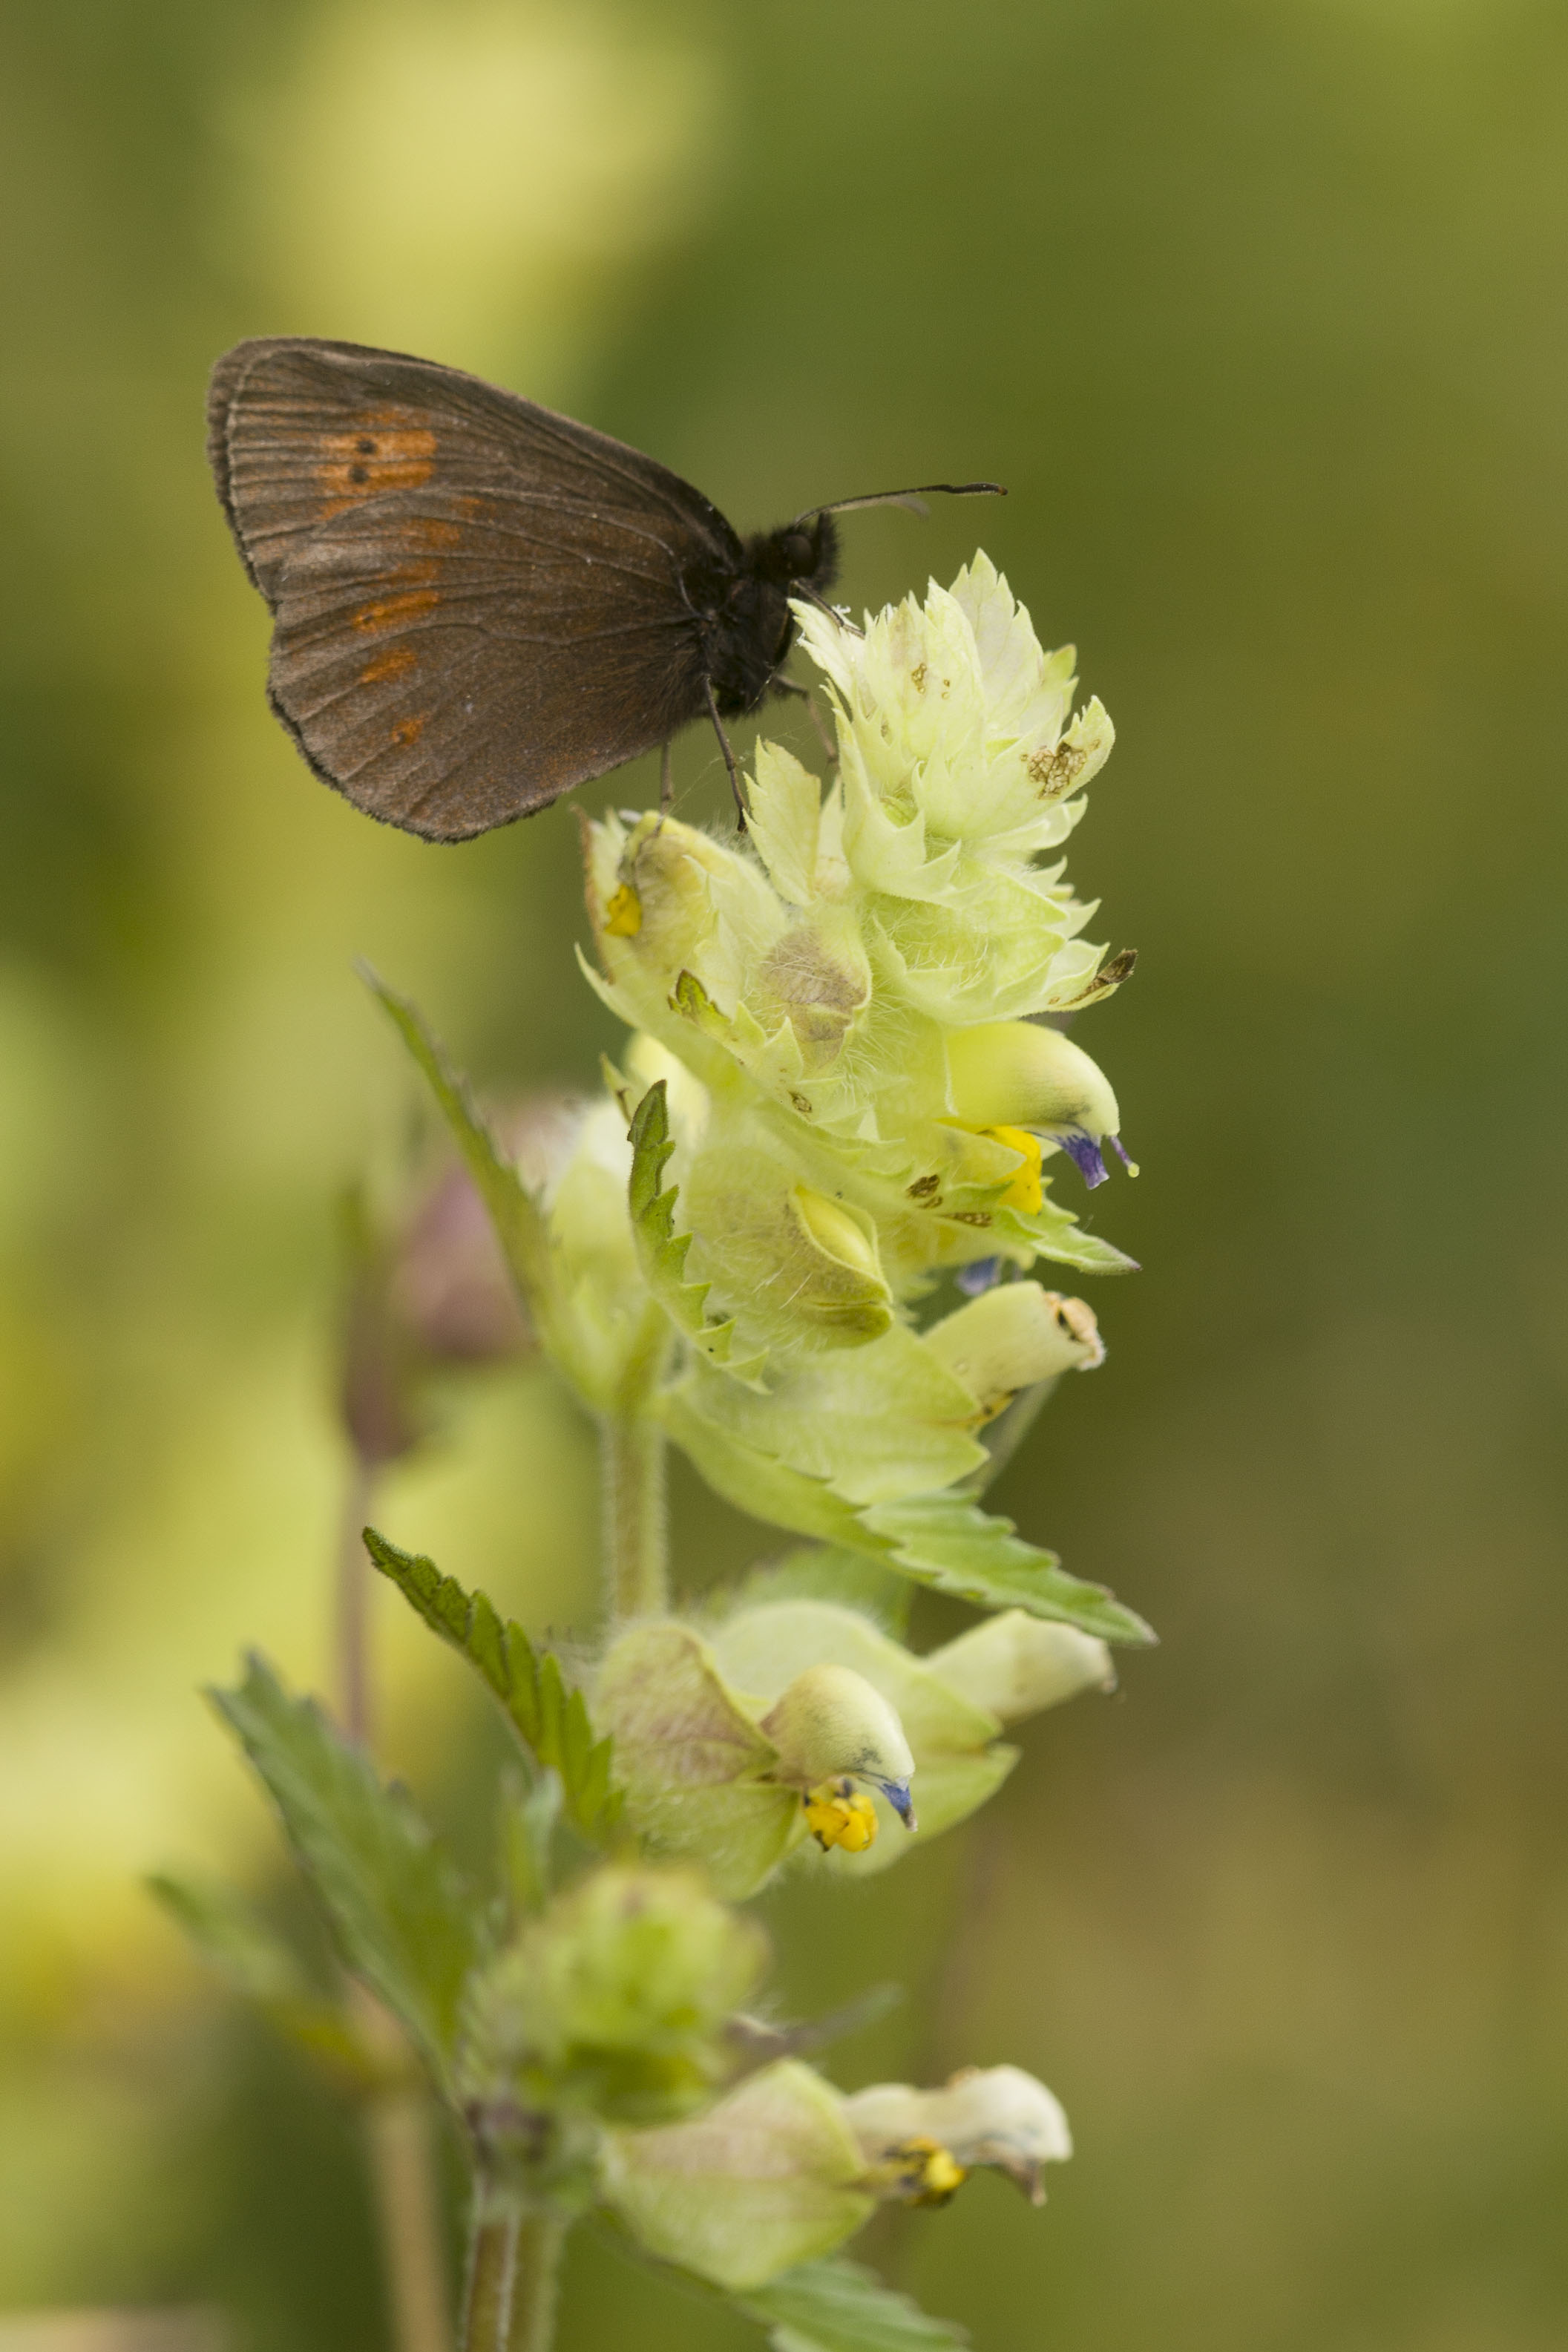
[1056, 1129, 1109, 1189]
[956, 1256, 1003, 1296]
[879, 1778, 918, 1831]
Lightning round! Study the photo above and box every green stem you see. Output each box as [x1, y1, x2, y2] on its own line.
[507, 2216, 566, 2352]
[336, 1452, 376, 1745]
[461, 2203, 567, 2352]
[600, 1407, 669, 1619]
[461, 2209, 517, 2352]
[365, 2082, 454, 2352]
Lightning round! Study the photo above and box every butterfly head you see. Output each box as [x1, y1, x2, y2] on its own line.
[744, 510, 842, 596]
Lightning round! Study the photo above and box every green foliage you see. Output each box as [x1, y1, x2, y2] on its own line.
[207, 1656, 482, 2085]
[627, 1078, 767, 1385]
[148, 1871, 380, 2085]
[360, 965, 551, 1307]
[498, 1768, 564, 1926]
[662, 1390, 1153, 1644]
[364, 1527, 621, 1841]
[862, 1492, 1155, 1647]
[738, 2257, 968, 2351]
[994, 1197, 1139, 1278]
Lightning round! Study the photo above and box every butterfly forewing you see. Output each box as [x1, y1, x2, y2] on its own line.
[209, 338, 736, 838]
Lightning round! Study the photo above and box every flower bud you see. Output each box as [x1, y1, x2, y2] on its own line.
[600, 2060, 874, 2288]
[680, 1141, 894, 1351]
[947, 1021, 1128, 1188]
[921, 1283, 1104, 1420]
[474, 1864, 767, 2124]
[924, 1609, 1115, 1720]
[790, 1189, 885, 1289]
[844, 2063, 1072, 2204]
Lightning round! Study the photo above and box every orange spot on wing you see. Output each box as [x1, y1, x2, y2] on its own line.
[361, 645, 418, 684]
[391, 714, 427, 747]
[315, 417, 438, 517]
[353, 589, 440, 633]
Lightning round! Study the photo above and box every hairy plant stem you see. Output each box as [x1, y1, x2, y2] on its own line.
[335, 1452, 376, 1746]
[508, 2216, 567, 2352]
[364, 2066, 456, 2352]
[461, 2212, 516, 2352]
[601, 1406, 669, 1619]
[460, 2204, 566, 2352]
[339, 1458, 453, 2352]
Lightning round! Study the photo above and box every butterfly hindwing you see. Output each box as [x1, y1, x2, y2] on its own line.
[209, 338, 736, 838]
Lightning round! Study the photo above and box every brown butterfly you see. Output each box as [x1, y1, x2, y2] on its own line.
[207, 337, 1001, 841]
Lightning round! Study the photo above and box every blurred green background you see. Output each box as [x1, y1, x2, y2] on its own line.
[2, 0, 1566, 2345]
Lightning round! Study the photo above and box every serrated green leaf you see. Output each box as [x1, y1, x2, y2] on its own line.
[207, 1657, 482, 2083]
[148, 1870, 313, 2008]
[738, 2258, 968, 2351]
[148, 1872, 387, 2086]
[497, 1769, 562, 1925]
[359, 965, 552, 1307]
[860, 1492, 1155, 1646]
[628, 1080, 768, 1385]
[660, 1390, 1153, 1645]
[994, 1196, 1138, 1277]
[364, 1527, 623, 1842]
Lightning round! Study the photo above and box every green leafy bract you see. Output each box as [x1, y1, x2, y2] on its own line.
[359, 965, 551, 1308]
[994, 1197, 1139, 1277]
[208, 1656, 482, 2083]
[364, 1528, 621, 1842]
[862, 1491, 1155, 1647]
[628, 1079, 767, 1386]
[737, 2258, 968, 2351]
[660, 1391, 1154, 1646]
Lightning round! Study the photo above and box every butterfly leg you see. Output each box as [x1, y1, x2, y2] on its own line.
[702, 677, 749, 828]
[659, 738, 674, 816]
[774, 675, 839, 767]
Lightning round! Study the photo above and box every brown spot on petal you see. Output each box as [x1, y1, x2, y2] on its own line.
[1027, 741, 1088, 797]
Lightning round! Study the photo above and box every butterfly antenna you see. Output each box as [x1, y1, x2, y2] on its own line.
[703, 678, 749, 830]
[792, 480, 1006, 525]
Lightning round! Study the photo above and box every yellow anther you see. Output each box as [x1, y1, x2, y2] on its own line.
[873, 2135, 969, 2207]
[604, 882, 643, 937]
[802, 1777, 879, 1854]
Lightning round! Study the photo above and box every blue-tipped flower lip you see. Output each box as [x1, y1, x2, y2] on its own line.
[1052, 1128, 1109, 1189]
[955, 1255, 1003, 1297]
[876, 1778, 918, 1831]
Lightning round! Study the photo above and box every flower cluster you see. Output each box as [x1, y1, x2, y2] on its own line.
[507, 558, 1145, 1637]
[186, 555, 1151, 2343]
